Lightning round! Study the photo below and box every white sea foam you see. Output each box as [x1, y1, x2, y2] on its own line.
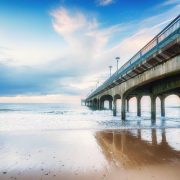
[0, 103, 179, 131]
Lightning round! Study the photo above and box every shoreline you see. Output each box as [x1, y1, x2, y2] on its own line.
[0, 128, 179, 180]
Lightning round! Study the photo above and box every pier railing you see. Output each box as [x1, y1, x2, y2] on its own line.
[87, 15, 180, 99]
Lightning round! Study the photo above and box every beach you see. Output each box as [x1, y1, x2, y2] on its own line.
[0, 103, 179, 180]
[0, 129, 180, 180]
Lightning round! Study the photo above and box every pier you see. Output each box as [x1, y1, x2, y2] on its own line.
[85, 15, 180, 121]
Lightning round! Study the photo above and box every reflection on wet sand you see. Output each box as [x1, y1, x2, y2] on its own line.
[0, 129, 179, 180]
[95, 129, 180, 168]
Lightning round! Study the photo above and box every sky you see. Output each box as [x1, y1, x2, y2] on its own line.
[0, 0, 179, 103]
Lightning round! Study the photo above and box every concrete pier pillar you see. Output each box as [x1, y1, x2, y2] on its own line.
[113, 98, 117, 116]
[126, 98, 130, 112]
[121, 96, 126, 120]
[95, 100, 98, 110]
[100, 100, 104, 110]
[137, 95, 142, 117]
[151, 95, 156, 121]
[109, 100, 112, 110]
[97, 99, 100, 110]
[160, 95, 165, 117]
[92, 101, 95, 108]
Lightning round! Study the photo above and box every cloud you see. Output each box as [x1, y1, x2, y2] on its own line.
[51, 7, 98, 33]
[50, 7, 123, 74]
[162, 0, 180, 6]
[155, 0, 180, 9]
[0, 4, 179, 102]
[0, 94, 80, 104]
[97, 0, 114, 6]
[0, 60, 90, 97]
[0, 7, 123, 100]
[50, 7, 118, 51]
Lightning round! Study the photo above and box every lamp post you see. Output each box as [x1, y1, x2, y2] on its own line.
[115, 57, 120, 72]
[109, 65, 112, 77]
[96, 81, 99, 88]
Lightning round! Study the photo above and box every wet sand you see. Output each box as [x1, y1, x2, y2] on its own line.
[0, 128, 180, 180]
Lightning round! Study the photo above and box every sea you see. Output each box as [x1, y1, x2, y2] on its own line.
[0, 103, 179, 131]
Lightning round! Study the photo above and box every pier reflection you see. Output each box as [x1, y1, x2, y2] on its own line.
[95, 129, 180, 168]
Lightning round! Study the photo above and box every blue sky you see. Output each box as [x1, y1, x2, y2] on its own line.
[0, 0, 179, 103]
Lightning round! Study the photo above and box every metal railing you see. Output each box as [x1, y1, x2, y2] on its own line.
[87, 15, 180, 99]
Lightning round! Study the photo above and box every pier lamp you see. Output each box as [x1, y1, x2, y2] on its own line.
[115, 57, 120, 72]
[109, 65, 112, 77]
[96, 81, 99, 88]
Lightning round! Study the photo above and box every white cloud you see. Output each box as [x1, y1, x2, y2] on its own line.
[50, 7, 123, 74]
[155, 0, 180, 9]
[97, 0, 114, 6]
[0, 94, 80, 104]
[0, 7, 123, 102]
[51, 7, 89, 36]
[0, 3, 179, 102]
[162, 0, 180, 6]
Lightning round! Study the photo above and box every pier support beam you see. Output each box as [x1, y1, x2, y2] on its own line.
[97, 99, 100, 110]
[109, 100, 113, 110]
[137, 95, 142, 117]
[160, 95, 165, 117]
[113, 98, 117, 116]
[121, 96, 126, 120]
[126, 98, 130, 112]
[100, 100, 104, 110]
[151, 95, 156, 121]
[92, 101, 95, 108]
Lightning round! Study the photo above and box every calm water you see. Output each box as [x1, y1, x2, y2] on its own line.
[0, 103, 179, 131]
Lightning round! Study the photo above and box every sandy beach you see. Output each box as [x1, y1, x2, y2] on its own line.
[0, 128, 179, 180]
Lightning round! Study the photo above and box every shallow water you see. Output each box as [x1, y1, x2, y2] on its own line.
[0, 103, 179, 131]
[0, 103, 179, 180]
